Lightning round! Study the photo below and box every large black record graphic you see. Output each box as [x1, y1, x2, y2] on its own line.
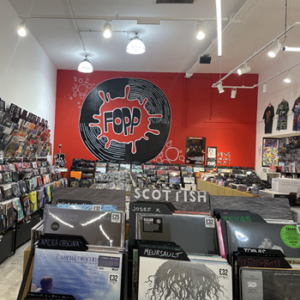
[79, 78, 171, 163]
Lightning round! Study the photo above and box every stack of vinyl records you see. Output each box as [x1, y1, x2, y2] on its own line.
[133, 241, 232, 300]
[29, 203, 126, 300]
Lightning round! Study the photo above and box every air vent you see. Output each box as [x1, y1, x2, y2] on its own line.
[156, 0, 194, 3]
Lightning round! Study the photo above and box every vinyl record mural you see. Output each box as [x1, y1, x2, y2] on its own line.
[79, 78, 171, 163]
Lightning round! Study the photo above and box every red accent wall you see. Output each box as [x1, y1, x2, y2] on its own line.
[54, 70, 258, 171]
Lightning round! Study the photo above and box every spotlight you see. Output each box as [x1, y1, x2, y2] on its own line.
[196, 22, 205, 40]
[217, 82, 224, 94]
[231, 88, 237, 98]
[237, 63, 251, 75]
[18, 19, 27, 37]
[126, 33, 145, 55]
[103, 22, 112, 39]
[263, 83, 268, 94]
[284, 70, 292, 83]
[268, 40, 281, 58]
[78, 56, 93, 73]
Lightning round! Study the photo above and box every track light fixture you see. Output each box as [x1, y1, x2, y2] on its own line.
[282, 46, 300, 52]
[18, 19, 27, 37]
[268, 40, 281, 58]
[103, 22, 112, 39]
[237, 63, 251, 75]
[263, 83, 268, 94]
[231, 88, 237, 98]
[126, 33, 145, 55]
[217, 82, 224, 94]
[284, 70, 292, 83]
[196, 22, 205, 40]
[78, 55, 93, 73]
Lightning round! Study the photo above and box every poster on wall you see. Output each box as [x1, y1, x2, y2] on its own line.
[79, 78, 171, 164]
[185, 137, 206, 165]
[206, 146, 217, 168]
[217, 152, 231, 165]
[262, 138, 278, 167]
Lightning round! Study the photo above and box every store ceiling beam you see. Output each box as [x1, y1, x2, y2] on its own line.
[20, 15, 229, 22]
[212, 21, 300, 87]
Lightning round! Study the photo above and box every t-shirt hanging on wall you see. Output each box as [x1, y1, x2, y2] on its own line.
[276, 100, 289, 130]
[292, 97, 300, 131]
[263, 104, 274, 134]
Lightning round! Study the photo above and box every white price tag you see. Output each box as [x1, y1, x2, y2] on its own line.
[205, 217, 215, 228]
[108, 273, 119, 285]
[93, 205, 102, 211]
[111, 213, 121, 223]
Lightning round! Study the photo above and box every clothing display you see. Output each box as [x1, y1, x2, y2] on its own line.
[263, 104, 274, 134]
[292, 97, 300, 131]
[276, 99, 289, 130]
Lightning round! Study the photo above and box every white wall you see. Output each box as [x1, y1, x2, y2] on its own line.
[256, 53, 300, 175]
[0, 0, 57, 159]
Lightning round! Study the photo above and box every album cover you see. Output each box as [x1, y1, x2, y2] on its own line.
[210, 196, 293, 221]
[240, 268, 300, 300]
[220, 211, 266, 260]
[43, 206, 125, 247]
[12, 197, 24, 221]
[1, 184, 12, 200]
[52, 188, 126, 211]
[56, 203, 117, 211]
[31, 248, 122, 300]
[11, 182, 21, 197]
[22, 194, 30, 216]
[19, 181, 27, 195]
[37, 189, 44, 209]
[136, 213, 218, 255]
[0, 205, 5, 232]
[29, 191, 38, 213]
[138, 257, 232, 300]
[227, 221, 300, 260]
[1, 200, 14, 229]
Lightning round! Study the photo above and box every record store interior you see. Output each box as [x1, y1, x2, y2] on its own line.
[2, 0, 300, 299]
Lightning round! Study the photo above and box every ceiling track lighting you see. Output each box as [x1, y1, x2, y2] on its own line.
[103, 21, 112, 39]
[263, 83, 268, 94]
[282, 46, 300, 52]
[196, 22, 205, 40]
[78, 55, 93, 73]
[216, 0, 222, 56]
[231, 88, 237, 99]
[217, 82, 224, 94]
[284, 70, 292, 83]
[126, 33, 145, 55]
[18, 19, 27, 37]
[268, 39, 281, 58]
[237, 63, 251, 75]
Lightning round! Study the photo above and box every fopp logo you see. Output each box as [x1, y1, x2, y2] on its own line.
[79, 78, 171, 163]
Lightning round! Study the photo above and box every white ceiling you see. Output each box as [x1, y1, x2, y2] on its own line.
[8, 0, 300, 74]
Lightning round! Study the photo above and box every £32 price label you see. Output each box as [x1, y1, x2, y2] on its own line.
[205, 217, 215, 228]
[108, 273, 119, 285]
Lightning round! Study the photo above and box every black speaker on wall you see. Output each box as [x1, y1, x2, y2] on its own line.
[199, 56, 212, 64]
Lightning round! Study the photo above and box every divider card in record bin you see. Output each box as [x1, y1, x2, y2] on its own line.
[262, 138, 279, 166]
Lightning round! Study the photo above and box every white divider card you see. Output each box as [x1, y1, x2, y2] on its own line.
[241, 269, 263, 300]
[130, 188, 210, 212]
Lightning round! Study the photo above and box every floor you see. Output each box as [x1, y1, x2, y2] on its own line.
[0, 241, 30, 300]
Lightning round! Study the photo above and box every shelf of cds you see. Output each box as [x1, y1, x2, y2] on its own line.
[0, 160, 69, 264]
[17, 184, 300, 300]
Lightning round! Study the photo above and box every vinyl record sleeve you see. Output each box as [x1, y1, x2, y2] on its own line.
[43, 206, 125, 247]
[227, 221, 300, 260]
[1, 200, 14, 229]
[12, 197, 24, 221]
[240, 267, 300, 300]
[210, 196, 293, 221]
[138, 256, 232, 300]
[52, 188, 126, 211]
[29, 191, 38, 213]
[136, 213, 218, 255]
[31, 248, 122, 300]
